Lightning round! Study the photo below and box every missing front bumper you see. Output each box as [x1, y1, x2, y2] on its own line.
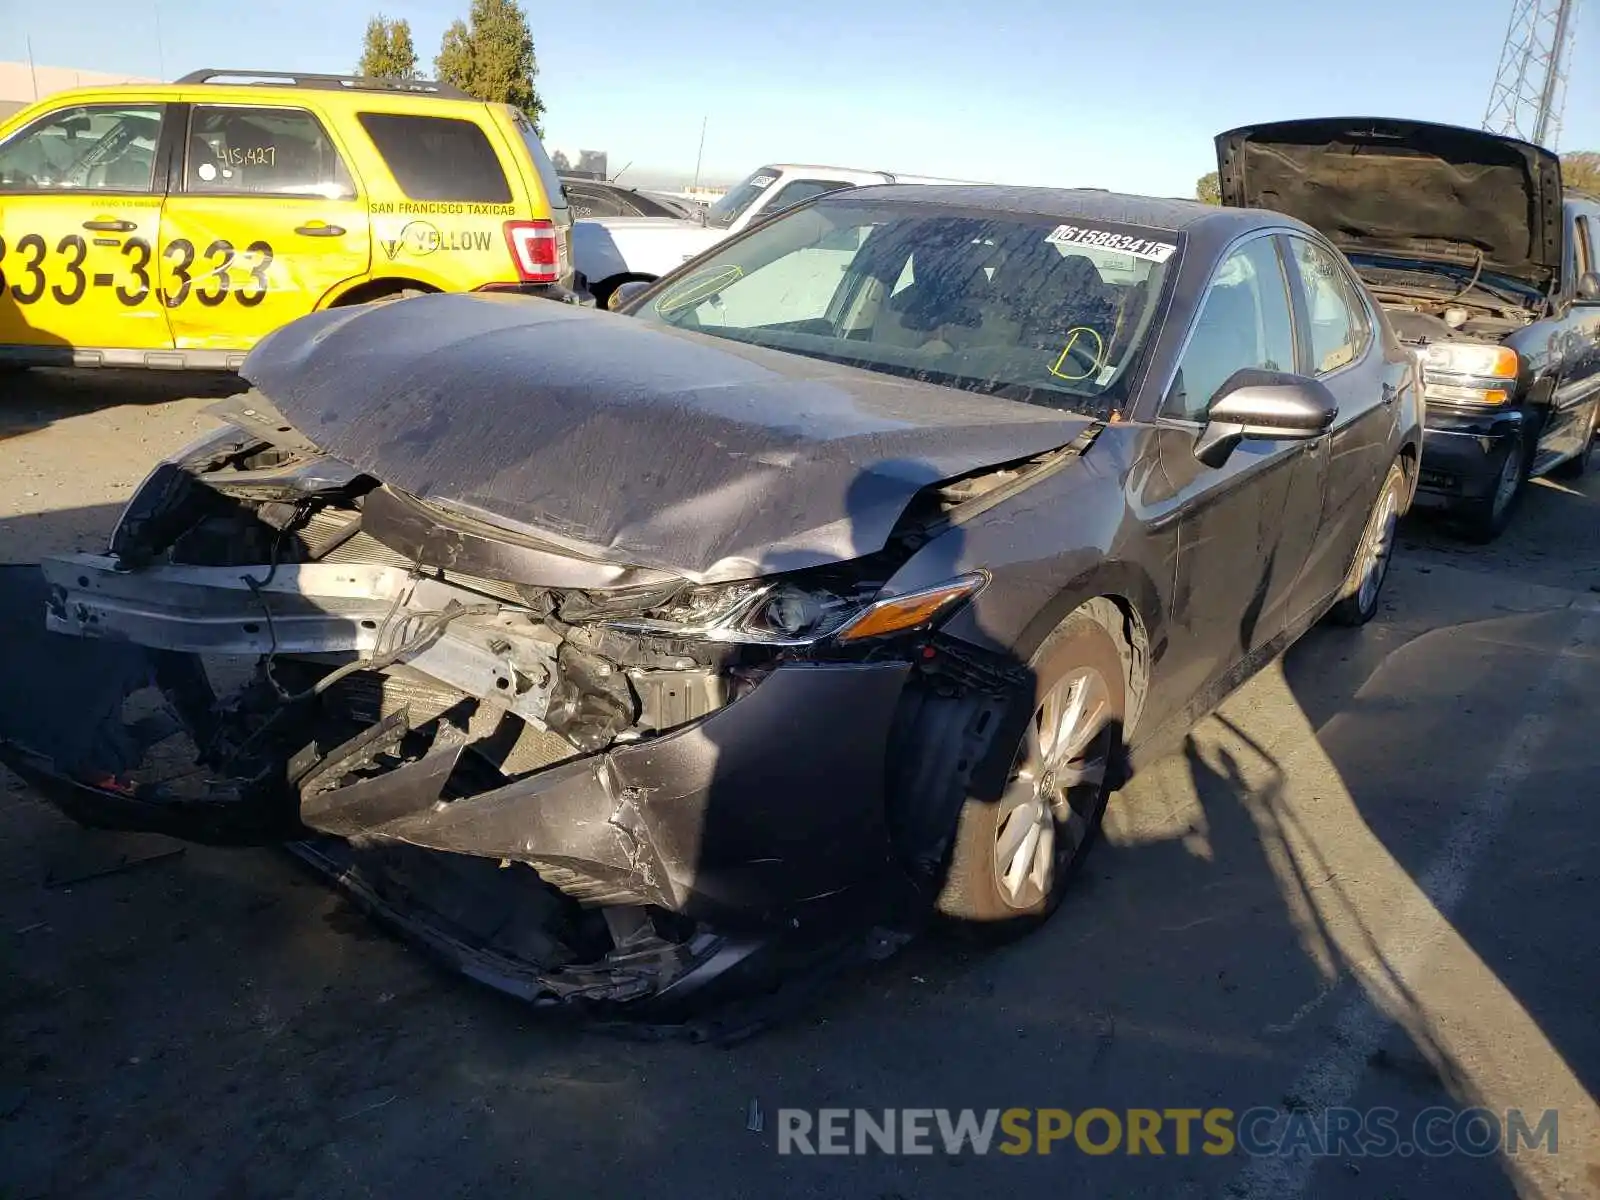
[0, 560, 918, 1027]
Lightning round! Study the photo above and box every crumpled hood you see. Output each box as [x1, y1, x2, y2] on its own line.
[241, 293, 1092, 582]
[1216, 117, 1563, 290]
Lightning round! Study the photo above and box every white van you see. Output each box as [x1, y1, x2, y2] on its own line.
[572, 162, 973, 307]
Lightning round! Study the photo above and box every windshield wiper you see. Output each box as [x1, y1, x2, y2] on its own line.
[1358, 254, 1533, 309]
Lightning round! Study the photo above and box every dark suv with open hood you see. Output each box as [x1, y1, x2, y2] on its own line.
[1218, 117, 1600, 540]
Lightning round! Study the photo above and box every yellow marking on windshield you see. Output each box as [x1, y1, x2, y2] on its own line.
[654, 265, 744, 316]
[1049, 326, 1105, 382]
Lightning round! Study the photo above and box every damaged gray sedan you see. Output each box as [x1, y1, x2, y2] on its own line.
[1, 185, 1422, 1025]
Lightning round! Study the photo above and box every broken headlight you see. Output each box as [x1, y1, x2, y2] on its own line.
[599, 572, 988, 646]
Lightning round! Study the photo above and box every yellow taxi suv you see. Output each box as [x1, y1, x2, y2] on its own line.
[0, 68, 580, 371]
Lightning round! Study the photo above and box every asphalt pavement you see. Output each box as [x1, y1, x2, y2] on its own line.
[2, 369, 1598, 1200]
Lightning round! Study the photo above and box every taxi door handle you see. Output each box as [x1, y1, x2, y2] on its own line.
[83, 218, 137, 233]
[295, 223, 345, 238]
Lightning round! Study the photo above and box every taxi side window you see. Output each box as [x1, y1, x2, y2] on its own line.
[1166, 237, 1296, 420]
[0, 104, 164, 193]
[1288, 236, 1370, 375]
[356, 113, 512, 204]
[185, 105, 355, 199]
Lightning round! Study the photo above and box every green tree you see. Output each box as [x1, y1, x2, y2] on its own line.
[1195, 171, 1221, 205]
[1562, 151, 1600, 194]
[435, 0, 545, 132]
[357, 14, 419, 80]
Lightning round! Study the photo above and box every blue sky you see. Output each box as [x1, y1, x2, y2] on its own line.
[6, 0, 1599, 195]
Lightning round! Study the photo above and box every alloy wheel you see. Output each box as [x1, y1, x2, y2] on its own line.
[1490, 440, 1523, 519]
[1356, 484, 1400, 614]
[991, 666, 1113, 910]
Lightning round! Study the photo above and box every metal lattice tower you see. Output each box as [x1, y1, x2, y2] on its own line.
[1484, 0, 1581, 148]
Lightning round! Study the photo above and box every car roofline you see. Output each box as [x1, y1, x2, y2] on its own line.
[811, 182, 1272, 235]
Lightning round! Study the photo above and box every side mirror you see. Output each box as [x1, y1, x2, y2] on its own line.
[1193, 369, 1338, 468]
[1577, 271, 1600, 303]
[607, 279, 655, 312]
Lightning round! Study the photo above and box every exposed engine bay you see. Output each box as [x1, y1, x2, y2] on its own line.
[1380, 299, 1534, 345]
[6, 390, 1093, 1031]
[1354, 261, 1540, 347]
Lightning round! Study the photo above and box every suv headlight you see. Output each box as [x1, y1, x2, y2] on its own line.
[1422, 342, 1519, 407]
[600, 572, 988, 646]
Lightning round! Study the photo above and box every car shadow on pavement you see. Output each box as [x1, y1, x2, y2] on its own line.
[0, 286, 242, 441]
[1, 367, 245, 444]
[1264, 478, 1600, 1199]
[1395, 475, 1600, 596]
[1, 480, 1595, 1199]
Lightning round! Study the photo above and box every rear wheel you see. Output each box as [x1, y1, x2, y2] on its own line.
[1329, 459, 1405, 627]
[931, 608, 1126, 934]
[366, 287, 425, 306]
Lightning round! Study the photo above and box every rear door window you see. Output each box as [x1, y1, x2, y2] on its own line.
[185, 105, 354, 198]
[356, 112, 511, 203]
[1287, 236, 1371, 375]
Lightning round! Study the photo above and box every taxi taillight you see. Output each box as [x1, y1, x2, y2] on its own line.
[504, 219, 559, 283]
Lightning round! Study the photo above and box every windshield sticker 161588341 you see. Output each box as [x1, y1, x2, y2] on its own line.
[1045, 224, 1177, 264]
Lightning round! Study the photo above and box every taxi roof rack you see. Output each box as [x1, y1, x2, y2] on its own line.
[175, 70, 473, 101]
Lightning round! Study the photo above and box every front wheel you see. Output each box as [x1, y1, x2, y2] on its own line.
[1459, 429, 1529, 544]
[1552, 402, 1599, 479]
[1329, 459, 1405, 627]
[931, 608, 1126, 934]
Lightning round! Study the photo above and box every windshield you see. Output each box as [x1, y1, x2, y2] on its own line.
[705, 166, 782, 229]
[629, 198, 1178, 415]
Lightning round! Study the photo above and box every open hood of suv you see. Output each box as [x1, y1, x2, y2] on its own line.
[240, 293, 1093, 583]
[1216, 117, 1563, 291]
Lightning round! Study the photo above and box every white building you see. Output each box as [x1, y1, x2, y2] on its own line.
[0, 61, 159, 120]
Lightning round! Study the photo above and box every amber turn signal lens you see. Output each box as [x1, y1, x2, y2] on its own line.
[834, 574, 987, 643]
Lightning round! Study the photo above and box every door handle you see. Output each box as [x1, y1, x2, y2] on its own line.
[82, 218, 137, 233]
[294, 223, 346, 238]
[1381, 382, 1398, 406]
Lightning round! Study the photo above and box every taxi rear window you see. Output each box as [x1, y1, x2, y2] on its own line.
[510, 111, 569, 210]
[356, 113, 512, 203]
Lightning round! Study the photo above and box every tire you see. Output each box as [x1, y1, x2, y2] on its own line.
[1458, 427, 1529, 544]
[1329, 459, 1406, 627]
[1552, 402, 1599, 480]
[366, 288, 425, 306]
[929, 607, 1127, 936]
[593, 275, 657, 313]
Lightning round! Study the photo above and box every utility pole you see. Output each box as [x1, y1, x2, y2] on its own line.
[691, 114, 707, 191]
[1483, 0, 1581, 149]
[155, 4, 167, 80]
